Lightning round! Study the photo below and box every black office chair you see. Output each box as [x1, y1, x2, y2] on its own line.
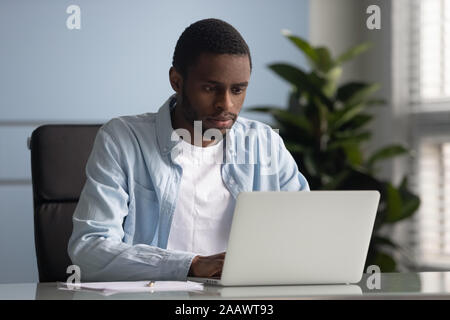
[30, 124, 101, 282]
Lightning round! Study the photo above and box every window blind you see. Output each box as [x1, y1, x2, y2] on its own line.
[407, 0, 450, 269]
[410, 0, 450, 103]
[413, 141, 450, 266]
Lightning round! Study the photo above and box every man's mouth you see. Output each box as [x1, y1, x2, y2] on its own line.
[206, 117, 234, 128]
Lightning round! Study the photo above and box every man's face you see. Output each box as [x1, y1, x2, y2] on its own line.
[171, 53, 251, 135]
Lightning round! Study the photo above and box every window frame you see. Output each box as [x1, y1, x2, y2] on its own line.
[392, 0, 450, 270]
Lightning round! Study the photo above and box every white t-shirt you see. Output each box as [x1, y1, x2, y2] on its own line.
[167, 134, 236, 256]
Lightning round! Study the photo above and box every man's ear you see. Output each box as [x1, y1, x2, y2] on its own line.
[169, 67, 183, 93]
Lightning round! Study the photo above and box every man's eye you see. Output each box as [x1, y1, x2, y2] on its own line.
[204, 86, 215, 92]
[232, 87, 244, 94]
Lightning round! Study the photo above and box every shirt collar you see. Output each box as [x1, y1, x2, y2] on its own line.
[155, 94, 178, 155]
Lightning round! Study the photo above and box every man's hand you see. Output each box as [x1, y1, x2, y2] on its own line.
[188, 252, 226, 277]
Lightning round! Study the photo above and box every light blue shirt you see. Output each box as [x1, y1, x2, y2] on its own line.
[68, 94, 310, 281]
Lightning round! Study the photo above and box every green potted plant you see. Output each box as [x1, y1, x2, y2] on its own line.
[249, 30, 421, 272]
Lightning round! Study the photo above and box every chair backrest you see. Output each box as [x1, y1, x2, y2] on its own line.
[30, 124, 101, 282]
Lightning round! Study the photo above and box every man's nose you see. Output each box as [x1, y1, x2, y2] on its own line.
[215, 89, 234, 111]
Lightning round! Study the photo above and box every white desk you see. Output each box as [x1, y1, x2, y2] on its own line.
[2, 272, 450, 300]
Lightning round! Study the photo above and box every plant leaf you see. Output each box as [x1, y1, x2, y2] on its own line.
[371, 250, 396, 272]
[322, 66, 342, 98]
[315, 47, 335, 72]
[343, 143, 365, 166]
[337, 82, 372, 102]
[248, 106, 313, 134]
[268, 63, 334, 109]
[287, 91, 303, 114]
[272, 109, 313, 134]
[384, 181, 420, 224]
[336, 42, 372, 65]
[385, 183, 403, 223]
[398, 179, 421, 220]
[247, 106, 283, 113]
[367, 145, 409, 169]
[341, 83, 381, 107]
[331, 103, 366, 131]
[281, 30, 320, 67]
[328, 132, 371, 149]
[399, 191, 420, 221]
[303, 153, 318, 176]
[337, 167, 383, 191]
[372, 235, 399, 249]
[284, 141, 307, 154]
[340, 114, 373, 131]
[321, 170, 351, 190]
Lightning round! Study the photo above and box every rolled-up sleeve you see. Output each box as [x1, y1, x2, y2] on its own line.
[67, 124, 196, 282]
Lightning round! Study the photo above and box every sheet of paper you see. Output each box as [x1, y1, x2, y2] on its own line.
[57, 281, 204, 296]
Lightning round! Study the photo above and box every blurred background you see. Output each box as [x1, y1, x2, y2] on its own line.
[0, 0, 449, 283]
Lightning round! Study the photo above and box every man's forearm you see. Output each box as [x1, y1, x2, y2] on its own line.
[68, 234, 197, 281]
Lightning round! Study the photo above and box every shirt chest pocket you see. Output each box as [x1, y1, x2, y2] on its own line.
[125, 182, 160, 244]
[133, 181, 158, 203]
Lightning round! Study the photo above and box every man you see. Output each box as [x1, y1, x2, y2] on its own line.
[68, 18, 309, 282]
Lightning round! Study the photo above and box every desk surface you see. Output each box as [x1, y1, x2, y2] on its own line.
[2, 272, 450, 300]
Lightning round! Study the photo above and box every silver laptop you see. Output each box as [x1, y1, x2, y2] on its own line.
[188, 191, 380, 286]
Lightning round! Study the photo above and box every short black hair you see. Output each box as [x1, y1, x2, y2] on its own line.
[172, 18, 252, 78]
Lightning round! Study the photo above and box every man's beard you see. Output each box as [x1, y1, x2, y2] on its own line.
[179, 89, 236, 136]
[180, 89, 202, 131]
